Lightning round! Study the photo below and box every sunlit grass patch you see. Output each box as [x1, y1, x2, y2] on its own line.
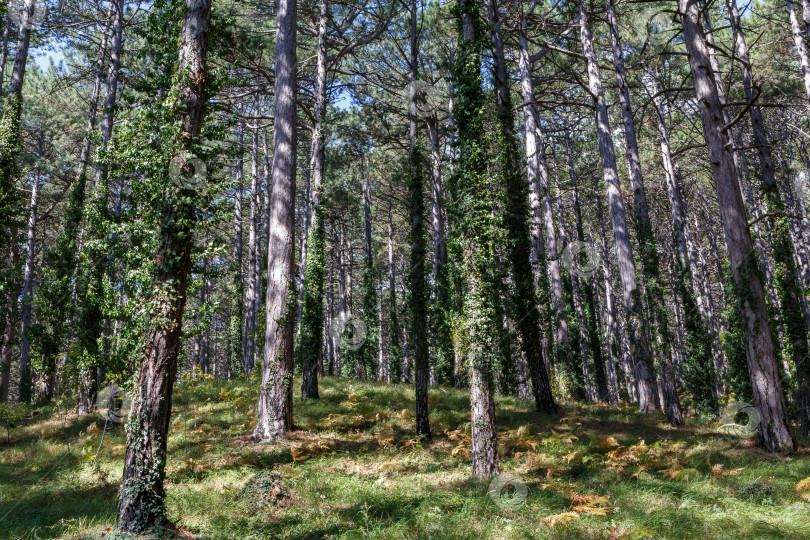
[1, 376, 809, 538]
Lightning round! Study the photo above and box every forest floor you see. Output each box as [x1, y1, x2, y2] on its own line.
[1, 376, 810, 539]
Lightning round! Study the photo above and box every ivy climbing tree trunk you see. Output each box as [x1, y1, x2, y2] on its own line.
[254, 0, 297, 441]
[489, 0, 556, 413]
[408, 0, 430, 439]
[117, 0, 212, 532]
[450, 0, 501, 478]
[679, 0, 795, 452]
[300, 0, 328, 400]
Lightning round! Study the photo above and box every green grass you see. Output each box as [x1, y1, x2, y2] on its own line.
[1, 377, 809, 539]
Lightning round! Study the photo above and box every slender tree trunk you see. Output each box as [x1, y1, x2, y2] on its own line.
[244, 127, 261, 372]
[0, 0, 35, 402]
[408, 0, 430, 439]
[19, 132, 42, 400]
[489, 0, 556, 413]
[117, 0, 213, 531]
[254, 0, 297, 441]
[230, 128, 245, 377]
[387, 204, 402, 384]
[300, 0, 328, 399]
[0, 0, 12, 95]
[679, 0, 795, 452]
[786, 0, 810, 101]
[71, 4, 114, 415]
[578, 0, 656, 412]
[0, 228, 19, 403]
[727, 0, 810, 433]
[566, 131, 612, 402]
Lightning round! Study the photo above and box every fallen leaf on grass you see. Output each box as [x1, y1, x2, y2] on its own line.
[796, 477, 810, 502]
[542, 511, 580, 527]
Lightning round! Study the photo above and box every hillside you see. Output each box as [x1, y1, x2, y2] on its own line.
[1, 377, 809, 539]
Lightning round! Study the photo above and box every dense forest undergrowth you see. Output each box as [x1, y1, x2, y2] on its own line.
[2, 377, 809, 539]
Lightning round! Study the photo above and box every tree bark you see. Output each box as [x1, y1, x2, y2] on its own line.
[0, 0, 12, 96]
[490, 0, 556, 413]
[254, 0, 297, 441]
[0, 227, 19, 403]
[679, 0, 795, 452]
[244, 127, 261, 373]
[786, 0, 810, 101]
[300, 0, 328, 400]
[19, 132, 42, 401]
[408, 0, 430, 439]
[117, 0, 213, 531]
[577, 0, 656, 412]
[230, 128, 245, 377]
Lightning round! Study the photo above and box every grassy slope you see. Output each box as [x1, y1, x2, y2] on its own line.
[1, 376, 809, 539]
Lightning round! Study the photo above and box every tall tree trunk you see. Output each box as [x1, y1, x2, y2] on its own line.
[254, 0, 297, 441]
[679, 0, 795, 452]
[577, 0, 656, 412]
[300, 0, 328, 400]
[72, 3, 114, 415]
[786, 0, 810, 101]
[244, 127, 261, 373]
[727, 0, 810, 433]
[387, 204, 402, 383]
[490, 0, 556, 413]
[0, 0, 12, 95]
[230, 128, 245, 377]
[650, 75, 724, 406]
[19, 132, 42, 401]
[0, 227, 19, 403]
[426, 116, 453, 386]
[565, 130, 612, 402]
[606, 0, 682, 422]
[408, 0, 430, 439]
[117, 0, 212, 531]
[0, 0, 35, 402]
[451, 0, 500, 477]
[360, 155, 378, 380]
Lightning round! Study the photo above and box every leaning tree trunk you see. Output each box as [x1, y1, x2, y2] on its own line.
[679, 0, 795, 452]
[253, 0, 297, 442]
[490, 0, 556, 413]
[577, 0, 656, 413]
[786, 0, 810, 101]
[516, 17, 574, 401]
[408, 0, 431, 439]
[726, 0, 810, 433]
[117, 0, 213, 532]
[605, 0, 682, 422]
